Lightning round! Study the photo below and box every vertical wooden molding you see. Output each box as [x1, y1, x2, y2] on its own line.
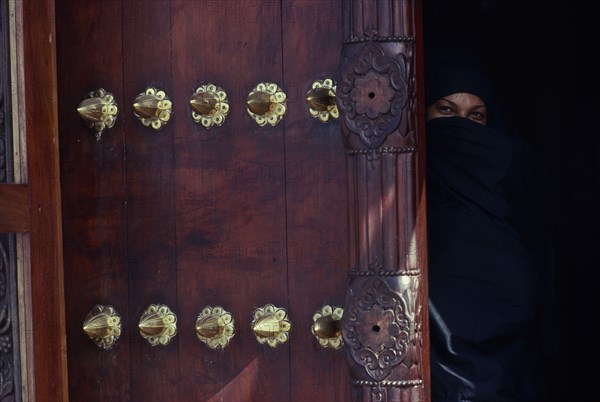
[338, 1, 430, 400]
[21, 0, 69, 400]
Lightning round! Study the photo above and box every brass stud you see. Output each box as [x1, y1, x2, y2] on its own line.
[77, 88, 118, 140]
[246, 82, 287, 126]
[311, 305, 344, 349]
[251, 304, 291, 347]
[133, 87, 172, 130]
[138, 304, 177, 346]
[190, 84, 230, 129]
[195, 306, 235, 349]
[306, 78, 338, 123]
[82, 304, 122, 350]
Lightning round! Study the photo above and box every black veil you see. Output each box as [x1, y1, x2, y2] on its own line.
[425, 48, 556, 401]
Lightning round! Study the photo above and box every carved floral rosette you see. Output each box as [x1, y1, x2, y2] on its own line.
[343, 278, 411, 381]
[337, 43, 408, 149]
[0, 239, 16, 400]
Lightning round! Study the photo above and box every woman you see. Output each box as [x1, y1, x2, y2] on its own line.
[425, 49, 555, 401]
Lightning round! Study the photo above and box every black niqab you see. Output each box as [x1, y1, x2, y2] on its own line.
[425, 48, 494, 110]
[425, 50, 552, 401]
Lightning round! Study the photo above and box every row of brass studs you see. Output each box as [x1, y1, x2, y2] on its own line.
[77, 79, 338, 140]
[82, 303, 343, 351]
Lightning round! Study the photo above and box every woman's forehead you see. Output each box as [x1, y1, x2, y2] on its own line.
[440, 93, 487, 106]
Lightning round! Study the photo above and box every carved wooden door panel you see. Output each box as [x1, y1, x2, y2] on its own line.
[56, 1, 351, 400]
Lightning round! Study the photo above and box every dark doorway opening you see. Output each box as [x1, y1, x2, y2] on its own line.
[423, 1, 598, 400]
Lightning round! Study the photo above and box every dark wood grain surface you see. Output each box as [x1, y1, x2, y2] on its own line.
[56, 1, 130, 400]
[58, 0, 352, 400]
[121, 1, 181, 400]
[23, 0, 69, 400]
[282, 1, 351, 400]
[171, 1, 290, 400]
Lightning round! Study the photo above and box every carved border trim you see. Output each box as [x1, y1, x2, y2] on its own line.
[345, 146, 416, 156]
[344, 36, 416, 44]
[350, 379, 423, 388]
[349, 269, 420, 277]
[0, 237, 18, 401]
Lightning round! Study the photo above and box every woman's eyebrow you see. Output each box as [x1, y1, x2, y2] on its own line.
[440, 98, 457, 106]
[439, 98, 486, 109]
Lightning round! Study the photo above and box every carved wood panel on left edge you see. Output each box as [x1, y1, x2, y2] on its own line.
[1, 0, 22, 400]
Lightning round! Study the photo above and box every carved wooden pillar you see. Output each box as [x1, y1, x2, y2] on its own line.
[338, 1, 429, 401]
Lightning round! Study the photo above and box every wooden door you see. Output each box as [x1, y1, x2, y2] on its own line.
[56, 1, 350, 401]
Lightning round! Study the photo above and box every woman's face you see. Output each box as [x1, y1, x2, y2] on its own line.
[426, 92, 487, 125]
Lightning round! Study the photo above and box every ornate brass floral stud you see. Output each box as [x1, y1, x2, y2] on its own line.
[77, 88, 118, 140]
[306, 79, 338, 123]
[82, 304, 122, 350]
[189, 84, 229, 129]
[311, 305, 344, 349]
[195, 306, 235, 349]
[246, 82, 287, 126]
[138, 304, 177, 346]
[133, 86, 172, 130]
[251, 304, 291, 347]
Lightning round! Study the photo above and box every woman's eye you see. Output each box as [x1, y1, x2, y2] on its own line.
[438, 106, 453, 114]
[470, 111, 486, 120]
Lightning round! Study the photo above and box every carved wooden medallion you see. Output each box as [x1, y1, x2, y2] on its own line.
[343, 278, 410, 381]
[337, 43, 408, 149]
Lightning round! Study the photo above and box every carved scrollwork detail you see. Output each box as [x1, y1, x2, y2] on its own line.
[1, 90, 6, 183]
[0, 241, 15, 401]
[343, 278, 411, 381]
[0, 358, 14, 402]
[338, 43, 408, 149]
[0, 136, 5, 183]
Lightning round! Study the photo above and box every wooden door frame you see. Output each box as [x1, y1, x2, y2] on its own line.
[0, 0, 69, 400]
[338, 1, 430, 400]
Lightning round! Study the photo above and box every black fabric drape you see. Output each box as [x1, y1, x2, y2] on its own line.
[426, 116, 553, 401]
